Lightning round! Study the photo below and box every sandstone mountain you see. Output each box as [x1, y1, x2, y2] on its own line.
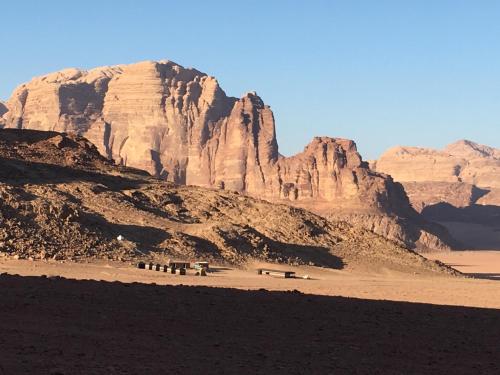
[375, 140, 500, 189]
[374, 140, 500, 249]
[0, 60, 455, 250]
[375, 140, 500, 208]
[0, 129, 456, 275]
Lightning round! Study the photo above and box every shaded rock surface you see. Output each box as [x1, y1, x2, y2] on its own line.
[0, 129, 457, 275]
[0, 101, 7, 117]
[1, 60, 455, 250]
[401, 181, 487, 212]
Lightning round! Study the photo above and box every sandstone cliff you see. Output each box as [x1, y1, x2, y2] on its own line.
[0, 60, 455, 250]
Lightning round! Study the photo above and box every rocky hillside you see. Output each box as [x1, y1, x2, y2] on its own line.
[0, 60, 455, 250]
[374, 140, 500, 249]
[0, 129, 456, 275]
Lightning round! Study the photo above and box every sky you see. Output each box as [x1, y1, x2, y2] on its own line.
[0, 0, 499, 159]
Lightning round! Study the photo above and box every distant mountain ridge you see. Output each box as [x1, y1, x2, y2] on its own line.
[444, 139, 500, 160]
[375, 139, 500, 191]
[374, 140, 500, 250]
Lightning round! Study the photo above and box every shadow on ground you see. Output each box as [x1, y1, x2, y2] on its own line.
[0, 274, 499, 374]
[467, 273, 500, 281]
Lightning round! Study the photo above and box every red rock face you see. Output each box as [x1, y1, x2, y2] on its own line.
[0, 60, 455, 250]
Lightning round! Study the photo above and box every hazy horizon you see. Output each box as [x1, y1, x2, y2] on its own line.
[1, 0, 499, 159]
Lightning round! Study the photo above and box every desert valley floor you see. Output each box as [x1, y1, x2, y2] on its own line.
[1, 251, 500, 308]
[1, 250, 499, 374]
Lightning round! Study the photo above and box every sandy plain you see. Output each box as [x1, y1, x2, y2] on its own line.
[0, 251, 500, 375]
[1, 253, 500, 374]
[1, 251, 500, 309]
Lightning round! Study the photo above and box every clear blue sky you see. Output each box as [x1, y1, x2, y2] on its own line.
[1, 0, 499, 159]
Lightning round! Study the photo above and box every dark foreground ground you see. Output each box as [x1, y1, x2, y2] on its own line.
[0, 274, 499, 375]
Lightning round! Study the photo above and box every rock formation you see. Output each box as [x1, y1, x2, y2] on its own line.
[0, 128, 459, 275]
[0, 60, 455, 250]
[375, 140, 500, 249]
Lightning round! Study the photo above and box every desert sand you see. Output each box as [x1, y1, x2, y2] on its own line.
[426, 250, 500, 280]
[1, 256, 499, 309]
[1, 258, 499, 374]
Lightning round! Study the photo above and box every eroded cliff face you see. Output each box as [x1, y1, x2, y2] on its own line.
[2, 62, 280, 188]
[0, 60, 454, 250]
[270, 138, 404, 213]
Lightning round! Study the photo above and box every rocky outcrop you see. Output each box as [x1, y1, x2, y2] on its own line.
[0, 60, 455, 250]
